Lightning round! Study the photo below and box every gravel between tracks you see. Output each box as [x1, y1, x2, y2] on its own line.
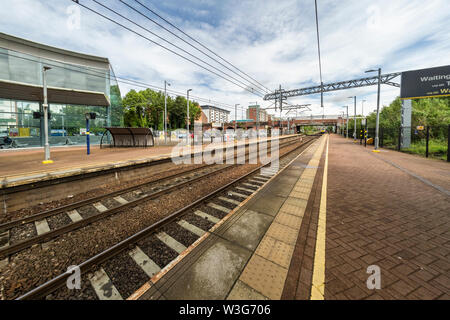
[47, 213, 73, 230]
[9, 224, 37, 244]
[1, 163, 204, 224]
[0, 139, 310, 299]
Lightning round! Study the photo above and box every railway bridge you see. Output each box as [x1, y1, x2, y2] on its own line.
[199, 115, 347, 132]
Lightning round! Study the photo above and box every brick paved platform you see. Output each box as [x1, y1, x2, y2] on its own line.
[129, 133, 449, 300]
[363, 140, 449, 192]
[325, 134, 449, 300]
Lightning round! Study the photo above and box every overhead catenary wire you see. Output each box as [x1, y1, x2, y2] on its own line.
[314, 0, 323, 86]
[118, 0, 271, 95]
[0, 51, 237, 111]
[91, 0, 267, 97]
[314, 0, 324, 114]
[132, 0, 273, 94]
[71, 0, 265, 98]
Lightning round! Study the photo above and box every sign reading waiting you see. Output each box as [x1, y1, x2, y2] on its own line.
[400, 65, 450, 99]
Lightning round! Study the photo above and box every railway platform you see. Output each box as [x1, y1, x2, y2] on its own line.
[0, 135, 295, 189]
[130, 134, 449, 300]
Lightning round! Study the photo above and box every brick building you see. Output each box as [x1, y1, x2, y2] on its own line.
[247, 105, 268, 122]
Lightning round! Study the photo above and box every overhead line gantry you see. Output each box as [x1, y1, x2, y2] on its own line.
[263, 72, 401, 101]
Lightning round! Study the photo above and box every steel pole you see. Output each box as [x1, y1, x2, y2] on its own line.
[374, 68, 381, 150]
[362, 100, 365, 118]
[42, 66, 51, 163]
[235, 103, 239, 134]
[346, 106, 349, 139]
[187, 89, 192, 145]
[353, 96, 356, 140]
[321, 81, 324, 119]
[86, 117, 90, 155]
[164, 81, 168, 144]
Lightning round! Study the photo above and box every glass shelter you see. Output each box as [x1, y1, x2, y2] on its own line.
[0, 32, 122, 148]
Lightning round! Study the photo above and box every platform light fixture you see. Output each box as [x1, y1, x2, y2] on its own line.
[348, 96, 356, 140]
[235, 104, 240, 133]
[187, 89, 192, 144]
[341, 105, 349, 138]
[366, 68, 382, 151]
[164, 81, 171, 144]
[42, 66, 52, 164]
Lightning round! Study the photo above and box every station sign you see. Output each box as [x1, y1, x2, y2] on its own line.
[416, 126, 424, 131]
[401, 65, 450, 99]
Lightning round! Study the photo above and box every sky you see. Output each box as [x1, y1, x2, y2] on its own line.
[1, 0, 450, 120]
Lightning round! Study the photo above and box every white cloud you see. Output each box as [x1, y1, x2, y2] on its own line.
[0, 0, 449, 119]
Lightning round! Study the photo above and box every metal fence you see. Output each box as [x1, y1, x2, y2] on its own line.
[338, 125, 450, 161]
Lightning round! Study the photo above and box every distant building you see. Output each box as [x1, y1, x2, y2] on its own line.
[200, 105, 230, 123]
[195, 110, 208, 124]
[247, 105, 268, 122]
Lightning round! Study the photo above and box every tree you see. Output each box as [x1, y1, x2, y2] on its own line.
[122, 88, 201, 130]
[366, 96, 450, 129]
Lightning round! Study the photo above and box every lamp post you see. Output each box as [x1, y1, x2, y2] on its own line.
[42, 66, 52, 164]
[348, 96, 356, 140]
[366, 68, 382, 151]
[341, 106, 349, 138]
[164, 80, 170, 144]
[361, 99, 366, 118]
[234, 103, 240, 133]
[186, 89, 192, 144]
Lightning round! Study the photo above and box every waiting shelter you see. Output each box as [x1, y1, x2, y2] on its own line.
[100, 127, 154, 148]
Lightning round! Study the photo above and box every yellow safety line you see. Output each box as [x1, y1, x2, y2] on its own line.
[310, 134, 329, 300]
[400, 93, 450, 100]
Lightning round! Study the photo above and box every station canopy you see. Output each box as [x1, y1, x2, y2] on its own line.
[0, 79, 110, 107]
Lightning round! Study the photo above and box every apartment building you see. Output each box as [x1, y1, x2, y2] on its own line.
[200, 105, 230, 123]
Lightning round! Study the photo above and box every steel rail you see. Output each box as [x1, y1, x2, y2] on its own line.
[1, 135, 298, 194]
[0, 165, 209, 231]
[17, 137, 316, 300]
[0, 138, 300, 258]
[0, 136, 297, 231]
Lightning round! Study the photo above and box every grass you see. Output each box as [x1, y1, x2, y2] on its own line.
[376, 137, 448, 160]
[403, 139, 448, 160]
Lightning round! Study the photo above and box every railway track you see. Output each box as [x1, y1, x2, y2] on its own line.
[16, 135, 318, 300]
[0, 137, 300, 260]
